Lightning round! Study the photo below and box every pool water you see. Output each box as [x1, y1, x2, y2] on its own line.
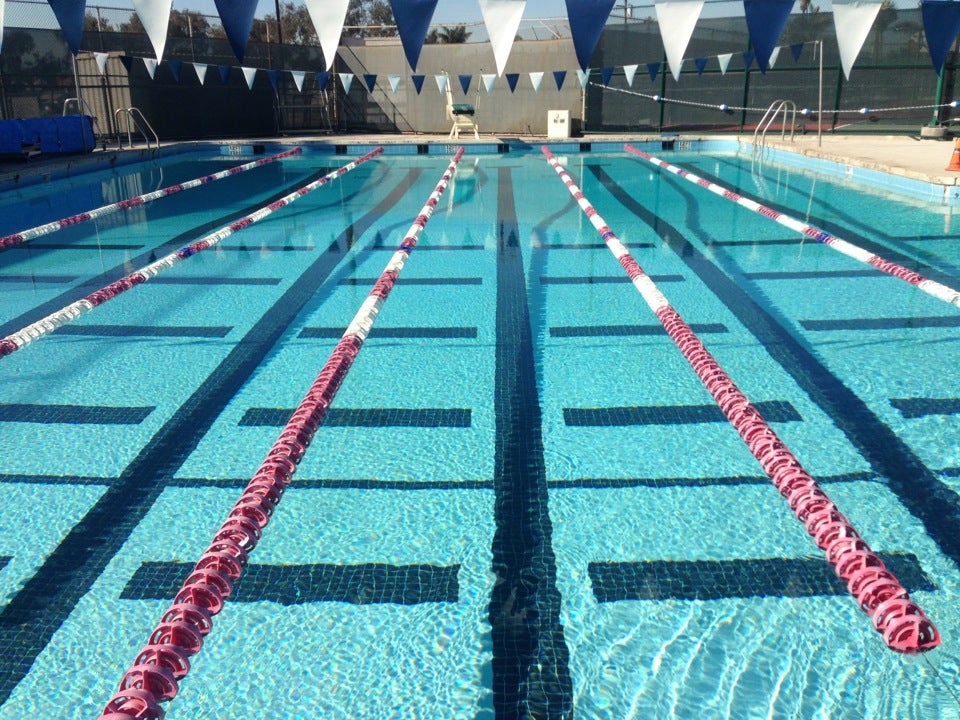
[0, 143, 959, 719]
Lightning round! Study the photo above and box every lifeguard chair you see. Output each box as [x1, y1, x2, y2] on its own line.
[443, 70, 480, 140]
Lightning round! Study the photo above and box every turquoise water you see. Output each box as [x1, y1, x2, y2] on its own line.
[0, 144, 958, 718]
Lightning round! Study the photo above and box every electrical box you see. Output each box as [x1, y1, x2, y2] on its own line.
[547, 110, 571, 139]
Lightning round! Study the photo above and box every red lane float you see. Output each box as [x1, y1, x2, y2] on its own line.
[542, 145, 939, 654]
[0, 148, 383, 360]
[96, 147, 466, 720]
[0, 147, 303, 251]
[624, 143, 960, 310]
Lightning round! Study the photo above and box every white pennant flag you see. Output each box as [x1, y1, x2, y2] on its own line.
[529, 71, 544, 92]
[623, 63, 638, 87]
[242, 66, 257, 89]
[143, 57, 158, 79]
[576, 69, 591, 88]
[479, 0, 526, 76]
[132, 0, 172, 61]
[833, 0, 883, 80]
[717, 53, 732, 75]
[388, 74, 401, 93]
[192, 63, 208, 84]
[304, 0, 350, 72]
[767, 46, 780, 69]
[654, 0, 703, 82]
[435, 74, 448, 93]
[290, 70, 305, 92]
[94, 52, 109, 75]
[339, 73, 354, 93]
[482, 73, 496, 93]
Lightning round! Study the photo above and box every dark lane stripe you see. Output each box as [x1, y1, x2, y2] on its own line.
[122, 562, 460, 605]
[596, 163, 960, 573]
[0, 403, 152, 425]
[369, 243, 483, 252]
[548, 469, 877, 489]
[564, 400, 801, 427]
[744, 269, 881, 280]
[300, 326, 477, 339]
[338, 276, 482, 286]
[0, 557, 9, 573]
[148, 277, 282, 286]
[540, 274, 684, 284]
[53, 325, 232, 338]
[709, 238, 805, 247]
[551, 323, 727, 337]
[240, 407, 471, 428]
[891, 398, 960, 419]
[217, 244, 314, 251]
[801, 316, 960, 331]
[0, 275, 77, 284]
[589, 553, 935, 602]
[5, 243, 145, 251]
[535, 242, 654, 250]
[491, 167, 572, 718]
[0, 166, 413, 704]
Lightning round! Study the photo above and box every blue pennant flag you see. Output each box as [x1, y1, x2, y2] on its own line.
[743, 0, 793, 73]
[553, 70, 567, 90]
[168, 60, 182, 82]
[118, 55, 134, 73]
[922, 0, 960, 75]
[316, 71, 330, 90]
[647, 62, 660, 82]
[218, 65, 231, 84]
[600, 66, 614, 86]
[694, 57, 708, 75]
[742, 50, 755, 70]
[459, 74, 472, 94]
[390, 0, 440, 70]
[411, 74, 425, 94]
[566, 0, 618, 70]
[790, 43, 804, 61]
[48, 0, 86, 56]
[364, 73, 377, 92]
[267, 69, 281, 91]
[505, 72, 520, 92]
[214, 0, 259, 63]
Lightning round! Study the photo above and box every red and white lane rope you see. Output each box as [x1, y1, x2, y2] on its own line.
[0, 147, 303, 251]
[0, 148, 383, 360]
[542, 146, 939, 655]
[624, 143, 960, 310]
[96, 147, 465, 720]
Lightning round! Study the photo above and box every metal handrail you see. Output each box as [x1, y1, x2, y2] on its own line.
[752, 99, 796, 164]
[114, 107, 160, 150]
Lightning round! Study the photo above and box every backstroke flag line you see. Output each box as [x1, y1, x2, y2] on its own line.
[832, 0, 883, 80]
[655, 0, 704, 81]
[479, 0, 526, 76]
[304, 0, 350, 71]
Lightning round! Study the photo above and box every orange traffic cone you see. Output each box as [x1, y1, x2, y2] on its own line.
[947, 137, 960, 171]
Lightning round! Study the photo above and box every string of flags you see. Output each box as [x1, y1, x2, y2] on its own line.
[4, 0, 960, 80]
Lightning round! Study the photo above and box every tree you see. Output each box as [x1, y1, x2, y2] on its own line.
[437, 25, 472, 44]
[84, 12, 114, 32]
[345, 0, 396, 38]
[872, 0, 898, 60]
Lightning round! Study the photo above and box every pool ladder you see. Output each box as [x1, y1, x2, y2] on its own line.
[752, 99, 796, 167]
[114, 107, 160, 150]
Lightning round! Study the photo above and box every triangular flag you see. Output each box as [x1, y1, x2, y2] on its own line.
[479, 0, 526, 76]
[647, 61, 660, 82]
[566, 0, 618, 70]
[767, 46, 780, 69]
[168, 59, 181, 82]
[390, 0, 440, 71]
[119, 55, 134, 73]
[482, 73, 496, 92]
[304, 0, 349, 71]
[131, 0, 172, 61]
[214, 0, 259, 63]
[832, 0, 883, 80]
[553, 70, 567, 90]
[529, 71, 543, 91]
[654, 0, 704, 81]
[922, 0, 960, 75]
[717, 53, 732, 75]
[434, 74, 448, 93]
[193, 62, 208, 84]
[290, 70, 305, 92]
[364, 73, 377, 92]
[241, 66, 257, 89]
[143, 57, 158, 79]
[789, 42, 804, 61]
[576, 68, 591, 87]
[742, 0, 793, 73]
[459, 74, 472, 94]
[694, 56, 708, 75]
[267, 68, 281, 90]
[218, 64, 231, 84]
[623, 63, 638, 86]
[48, 0, 87, 55]
[388, 74, 401, 93]
[316, 71, 330, 90]
[339, 72, 354, 93]
[411, 74, 425, 93]
[505, 72, 519, 92]
[94, 51, 109, 75]
[742, 50, 754, 69]
[600, 66, 613, 86]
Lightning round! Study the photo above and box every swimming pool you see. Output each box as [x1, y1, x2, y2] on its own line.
[0, 140, 958, 718]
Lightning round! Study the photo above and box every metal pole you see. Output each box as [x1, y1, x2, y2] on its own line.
[818, 39, 823, 147]
[72, 54, 89, 152]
